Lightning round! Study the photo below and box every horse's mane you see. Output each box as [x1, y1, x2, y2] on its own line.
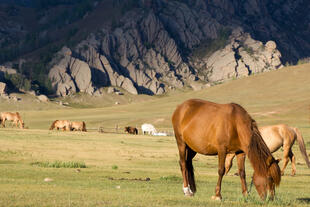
[248, 120, 281, 186]
[231, 103, 280, 186]
[15, 112, 21, 119]
[49, 120, 58, 130]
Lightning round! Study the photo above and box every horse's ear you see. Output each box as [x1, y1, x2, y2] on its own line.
[266, 156, 274, 167]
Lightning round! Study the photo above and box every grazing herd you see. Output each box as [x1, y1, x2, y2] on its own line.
[0, 112, 160, 135]
[49, 120, 87, 132]
[1, 98, 310, 201]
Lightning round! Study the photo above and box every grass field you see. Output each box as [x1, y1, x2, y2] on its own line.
[0, 63, 310, 206]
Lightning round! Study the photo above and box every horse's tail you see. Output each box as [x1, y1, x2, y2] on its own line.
[293, 127, 310, 168]
[186, 148, 196, 193]
[135, 128, 138, 135]
[49, 120, 58, 130]
[82, 122, 87, 132]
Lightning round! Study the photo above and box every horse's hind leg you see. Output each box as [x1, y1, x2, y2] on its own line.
[186, 147, 197, 193]
[288, 150, 296, 176]
[212, 149, 227, 201]
[1, 119, 5, 128]
[281, 146, 291, 175]
[225, 153, 235, 175]
[236, 153, 248, 196]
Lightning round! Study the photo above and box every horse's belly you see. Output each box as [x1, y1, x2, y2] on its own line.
[185, 137, 218, 155]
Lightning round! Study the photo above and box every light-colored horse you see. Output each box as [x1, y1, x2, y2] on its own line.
[49, 120, 72, 131]
[225, 124, 310, 176]
[0, 112, 24, 129]
[141, 123, 157, 135]
[71, 121, 87, 132]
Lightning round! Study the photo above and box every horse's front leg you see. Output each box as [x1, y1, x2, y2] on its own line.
[212, 150, 226, 201]
[236, 153, 248, 196]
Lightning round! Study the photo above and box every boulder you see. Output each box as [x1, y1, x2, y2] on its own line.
[37, 94, 49, 102]
[48, 47, 94, 96]
[0, 82, 7, 94]
[107, 87, 116, 94]
[201, 30, 283, 82]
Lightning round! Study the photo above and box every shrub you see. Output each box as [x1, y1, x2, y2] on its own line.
[4, 73, 31, 91]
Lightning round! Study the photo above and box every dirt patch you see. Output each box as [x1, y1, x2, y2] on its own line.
[107, 177, 151, 182]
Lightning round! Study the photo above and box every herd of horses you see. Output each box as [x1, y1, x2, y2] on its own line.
[172, 99, 310, 201]
[1, 98, 309, 201]
[49, 120, 87, 132]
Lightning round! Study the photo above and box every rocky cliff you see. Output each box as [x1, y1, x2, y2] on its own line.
[1, 0, 309, 96]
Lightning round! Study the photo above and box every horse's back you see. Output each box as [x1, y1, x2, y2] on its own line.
[259, 124, 294, 152]
[172, 99, 247, 155]
[172, 99, 239, 133]
[141, 123, 155, 130]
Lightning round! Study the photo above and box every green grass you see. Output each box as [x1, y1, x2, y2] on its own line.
[0, 63, 310, 206]
[31, 160, 87, 168]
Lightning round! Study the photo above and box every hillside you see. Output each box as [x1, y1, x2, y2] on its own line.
[0, 63, 308, 131]
[0, 0, 309, 96]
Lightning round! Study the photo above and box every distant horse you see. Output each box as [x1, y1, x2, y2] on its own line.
[141, 123, 156, 135]
[71, 121, 87, 132]
[49, 120, 72, 131]
[125, 126, 138, 135]
[172, 99, 281, 201]
[225, 124, 310, 176]
[0, 112, 24, 129]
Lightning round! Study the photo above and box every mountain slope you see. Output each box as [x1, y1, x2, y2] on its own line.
[0, 0, 309, 96]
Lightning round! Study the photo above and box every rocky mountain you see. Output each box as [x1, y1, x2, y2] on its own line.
[0, 0, 309, 96]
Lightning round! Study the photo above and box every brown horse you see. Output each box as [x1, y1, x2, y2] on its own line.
[225, 124, 310, 176]
[71, 121, 87, 132]
[172, 99, 281, 201]
[49, 120, 72, 131]
[0, 112, 24, 129]
[124, 126, 138, 135]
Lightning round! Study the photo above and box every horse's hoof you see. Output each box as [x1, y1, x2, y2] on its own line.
[183, 187, 194, 197]
[184, 192, 194, 197]
[211, 196, 221, 201]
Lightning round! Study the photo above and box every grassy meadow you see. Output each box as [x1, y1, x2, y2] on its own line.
[0, 63, 310, 206]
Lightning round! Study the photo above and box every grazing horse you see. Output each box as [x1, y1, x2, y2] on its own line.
[141, 123, 156, 135]
[225, 124, 310, 176]
[172, 99, 281, 201]
[125, 126, 138, 135]
[49, 120, 72, 131]
[71, 121, 87, 132]
[0, 112, 24, 129]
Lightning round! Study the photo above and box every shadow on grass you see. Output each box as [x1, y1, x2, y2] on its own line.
[297, 198, 310, 203]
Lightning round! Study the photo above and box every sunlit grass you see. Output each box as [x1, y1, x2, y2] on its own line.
[0, 64, 309, 206]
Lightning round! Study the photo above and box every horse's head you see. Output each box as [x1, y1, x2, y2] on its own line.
[20, 120, 24, 129]
[49, 120, 58, 130]
[253, 156, 281, 200]
[124, 127, 129, 133]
